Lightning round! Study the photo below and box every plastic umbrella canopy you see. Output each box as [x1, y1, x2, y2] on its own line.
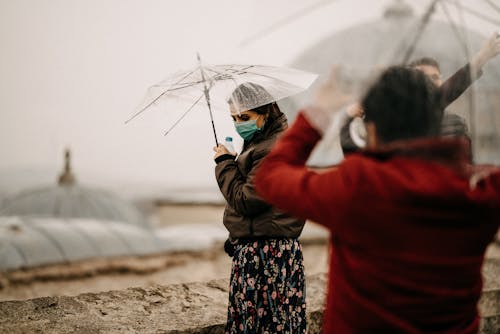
[127, 62, 317, 144]
[276, 0, 500, 167]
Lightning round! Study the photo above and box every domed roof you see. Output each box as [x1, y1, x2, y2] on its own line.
[291, 1, 499, 91]
[0, 216, 165, 270]
[0, 185, 148, 227]
[0, 150, 148, 227]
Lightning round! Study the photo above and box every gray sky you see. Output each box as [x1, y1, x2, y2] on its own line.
[0, 0, 497, 198]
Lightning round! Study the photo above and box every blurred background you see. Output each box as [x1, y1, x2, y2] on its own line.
[0, 0, 499, 301]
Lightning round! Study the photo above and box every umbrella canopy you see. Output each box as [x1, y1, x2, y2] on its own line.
[127, 56, 317, 144]
[281, 0, 500, 166]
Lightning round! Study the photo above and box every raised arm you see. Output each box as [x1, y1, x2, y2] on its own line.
[440, 32, 500, 109]
[255, 110, 352, 225]
[470, 32, 500, 75]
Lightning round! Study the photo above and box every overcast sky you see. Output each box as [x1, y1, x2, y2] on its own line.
[0, 0, 497, 198]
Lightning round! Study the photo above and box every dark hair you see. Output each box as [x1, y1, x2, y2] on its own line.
[408, 57, 441, 72]
[252, 102, 283, 124]
[362, 66, 442, 143]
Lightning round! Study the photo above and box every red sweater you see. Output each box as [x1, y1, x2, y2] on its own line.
[255, 112, 500, 333]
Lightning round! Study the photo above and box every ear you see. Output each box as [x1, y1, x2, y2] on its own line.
[263, 109, 271, 120]
[365, 122, 379, 148]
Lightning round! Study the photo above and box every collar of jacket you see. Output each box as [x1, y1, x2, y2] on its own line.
[362, 137, 500, 189]
[362, 137, 473, 177]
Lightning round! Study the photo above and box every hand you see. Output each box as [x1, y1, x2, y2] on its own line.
[479, 32, 500, 60]
[313, 65, 353, 113]
[471, 32, 500, 72]
[213, 144, 231, 159]
[345, 103, 365, 118]
[306, 65, 354, 135]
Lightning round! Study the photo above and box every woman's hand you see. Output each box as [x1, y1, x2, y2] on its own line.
[345, 103, 365, 118]
[313, 65, 353, 113]
[304, 65, 353, 135]
[480, 32, 500, 61]
[213, 144, 232, 159]
[471, 32, 500, 74]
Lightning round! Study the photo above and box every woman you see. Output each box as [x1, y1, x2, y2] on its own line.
[213, 83, 307, 334]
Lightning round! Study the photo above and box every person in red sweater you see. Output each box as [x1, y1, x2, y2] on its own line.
[254, 66, 500, 333]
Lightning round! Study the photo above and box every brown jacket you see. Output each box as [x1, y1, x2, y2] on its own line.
[215, 112, 305, 240]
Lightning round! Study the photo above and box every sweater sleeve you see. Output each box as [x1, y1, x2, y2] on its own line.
[439, 63, 481, 109]
[215, 148, 271, 216]
[255, 112, 351, 226]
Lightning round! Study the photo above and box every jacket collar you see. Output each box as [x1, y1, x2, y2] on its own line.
[363, 137, 472, 176]
[362, 137, 500, 187]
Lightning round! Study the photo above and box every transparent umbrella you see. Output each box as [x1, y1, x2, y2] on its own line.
[275, 0, 500, 166]
[126, 54, 317, 145]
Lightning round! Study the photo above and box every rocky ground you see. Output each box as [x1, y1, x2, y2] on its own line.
[0, 241, 329, 301]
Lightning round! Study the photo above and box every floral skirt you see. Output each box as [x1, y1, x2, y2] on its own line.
[225, 238, 306, 334]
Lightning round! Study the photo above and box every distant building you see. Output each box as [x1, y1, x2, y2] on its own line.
[0, 150, 166, 271]
[0, 149, 147, 227]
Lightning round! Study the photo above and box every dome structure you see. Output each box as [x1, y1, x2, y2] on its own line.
[0, 150, 148, 227]
[282, 0, 500, 166]
[0, 216, 165, 270]
[0, 150, 166, 271]
[0, 186, 148, 227]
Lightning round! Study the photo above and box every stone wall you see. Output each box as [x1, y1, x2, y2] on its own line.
[0, 275, 323, 334]
[1, 260, 499, 334]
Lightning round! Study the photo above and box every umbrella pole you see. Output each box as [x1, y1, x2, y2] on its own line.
[197, 53, 219, 146]
[205, 95, 219, 146]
